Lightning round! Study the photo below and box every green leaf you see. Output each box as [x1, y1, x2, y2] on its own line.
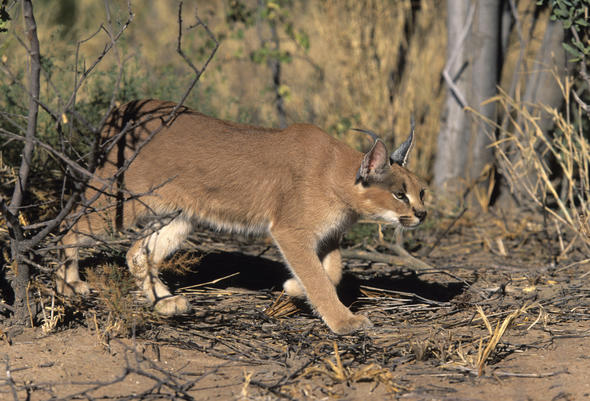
[572, 38, 586, 51]
[277, 84, 290, 99]
[295, 30, 310, 51]
[285, 22, 294, 39]
[250, 48, 268, 64]
[0, 5, 9, 32]
[563, 42, 582, 57]
[554, 8, 569, 18]
[278, 51, 292, 63]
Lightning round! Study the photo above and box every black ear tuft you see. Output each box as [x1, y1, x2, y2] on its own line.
[390, 117, 415, 167]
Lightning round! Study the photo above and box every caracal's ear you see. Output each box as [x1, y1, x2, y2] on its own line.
[390, 117, 415, 167]
[356, 139, 390, 184]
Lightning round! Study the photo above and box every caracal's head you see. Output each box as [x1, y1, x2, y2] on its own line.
[354, 122, 427, 229]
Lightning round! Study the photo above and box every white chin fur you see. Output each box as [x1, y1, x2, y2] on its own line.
[376, 210, 401, 225]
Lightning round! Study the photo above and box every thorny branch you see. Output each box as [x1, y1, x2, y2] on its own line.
[0, 339, 217, 401]
[0, 1, 219, 323]
[171, 1, 219, 120]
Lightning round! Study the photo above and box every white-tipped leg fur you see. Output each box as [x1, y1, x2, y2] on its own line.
[127, 215, 193, 315]
[283, 248, 343, 298]
[283, 277, 305, 297]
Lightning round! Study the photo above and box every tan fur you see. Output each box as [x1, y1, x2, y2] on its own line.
[58, 99, 427, 335]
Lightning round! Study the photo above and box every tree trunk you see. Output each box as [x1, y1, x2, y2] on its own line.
[434, 0, 501, 205]
[7, 0, 41, 326]
[497, 19, 570, 206]
[433, 0, 470, 192]
[9, 0, 40, 214]
[522, 20, 568, 127]
[469, 0, 500, 179]
[520, 19, 569, 189]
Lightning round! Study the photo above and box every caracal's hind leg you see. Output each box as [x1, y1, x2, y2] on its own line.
[56, 214, 104, 296]
[57, 243, 91, 296]
[127, 214, 193, 315]
[283, 238, 343, 298]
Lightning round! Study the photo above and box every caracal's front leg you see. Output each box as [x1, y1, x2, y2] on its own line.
[322, 247, 343, 286]
[283, 238, 343, 298]
[272, 229, 370, 335]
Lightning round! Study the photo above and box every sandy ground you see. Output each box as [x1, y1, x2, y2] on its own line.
[2, 221, 590, 400]
[4, 322, 590, 400]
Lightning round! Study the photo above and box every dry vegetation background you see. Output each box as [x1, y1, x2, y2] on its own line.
[8, 0, 451, 178]
[1, 0, 590, 400]
[2, 0, 555, 180]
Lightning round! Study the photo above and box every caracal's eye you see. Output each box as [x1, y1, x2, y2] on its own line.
[393, 192, 408, 202]
[420, 189, 425, 201]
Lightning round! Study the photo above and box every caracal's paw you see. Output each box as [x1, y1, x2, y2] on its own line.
[56, 279, 90, 297]
[283, 278, 305, 298]
[328, 314, 373, 335]
[154, 295, 191, 316]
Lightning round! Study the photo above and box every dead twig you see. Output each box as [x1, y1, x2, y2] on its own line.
[424, 207, 467, 257]
[341, 248, 431, 271]
[381, 243, 433, 269]
[3, 355, 19, 401]
[442, 365, 568, 378]
[264, 291, 300, 319]
[476, 303, 532, 376]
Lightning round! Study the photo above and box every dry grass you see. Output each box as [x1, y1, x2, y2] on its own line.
[37, 291, 65, 335]
[293, 0, 445, 180]
[263, 290, 300, 319]
[85, 263, 150, 340]
[4, 1, 446, 181]
[474, 303, 536, 376]
[470, 74, 590, 257]
[158, 251, 202, 275]
[303, 342, 408, 394]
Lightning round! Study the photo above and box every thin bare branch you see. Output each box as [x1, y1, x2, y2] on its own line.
[171, 2, 219, 117]
[64, 4, 134, 121]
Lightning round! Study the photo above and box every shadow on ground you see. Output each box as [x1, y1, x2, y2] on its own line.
[160, 250, 466, 309]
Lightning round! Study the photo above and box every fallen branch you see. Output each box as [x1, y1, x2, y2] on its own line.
[424, 207, 467, 257]
[341, 248, 432, 271]
[440, 365, 568, 379]
[378, 241, 434, 270]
